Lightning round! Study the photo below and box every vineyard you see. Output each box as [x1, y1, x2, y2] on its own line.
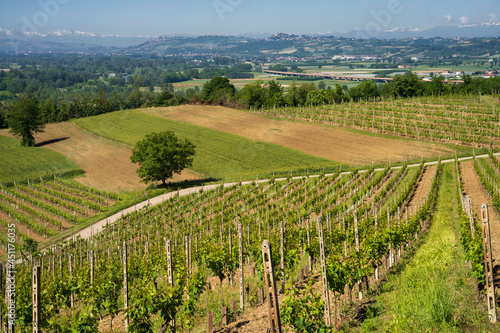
[1, 149, 500, 331]
[0, 151, 484, 331]
[252, 94, 500, 148]
[0, 178, 119, 255]
[2, 95, 500, 331]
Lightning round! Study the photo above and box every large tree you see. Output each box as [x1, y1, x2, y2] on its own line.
[389, 72, 425, 98]
[201, 76, 235, 104]
[348, 80, 379, 101]
[130, 131, 196, 186]
[6, 95, 44, 147]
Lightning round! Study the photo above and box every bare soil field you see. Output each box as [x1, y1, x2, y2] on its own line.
[0, 123, 199, 192]
[144, 105, 453, 166]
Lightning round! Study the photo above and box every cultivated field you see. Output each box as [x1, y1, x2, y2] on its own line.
[0, 177, 119, 254]
[73, 110, 342, 181]
[0, 134, 81, 185]
[254, 94, 500, 148]
[1, 123, 200, 192]
[145, 105, 454, 165]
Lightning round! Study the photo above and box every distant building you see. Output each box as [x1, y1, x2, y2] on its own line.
[0, 69, 10, 72]
[398, 65, 411, 69]
[332, 55, 382, 61]
[484, 70, 499, 78]
[108, 73, 116, 78]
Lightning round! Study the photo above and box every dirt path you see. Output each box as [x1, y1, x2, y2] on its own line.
[406, 165, 436, 209]
[144, 105, 453, 166]
[217, 299, 277, 333]
[0, 123, 200, 192]
[459, 160, 500, 295]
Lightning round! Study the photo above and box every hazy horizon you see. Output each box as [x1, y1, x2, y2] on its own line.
[0, 0, 497, 37]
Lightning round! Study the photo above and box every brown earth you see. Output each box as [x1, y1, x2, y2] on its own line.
[0, 123, 200, 193]
[144, 105, 453, 166]
[406, 165, 437, 209]
[459, 160, 500, 296]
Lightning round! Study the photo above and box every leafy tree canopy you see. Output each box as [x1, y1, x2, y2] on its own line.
[201, 76, 236, 104]
[6, 95, 45, 147]
[130, 131, 196, 186]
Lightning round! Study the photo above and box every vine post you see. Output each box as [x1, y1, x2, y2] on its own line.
[123, 242, 129, 331]
[280, 219, 285, 293]
[481, 204, 497, 323]
[69, 255, 74, 307]
[90, 249, 94, 285]
[32, 265, 41, 333]
[166, 239, 175, 332]
[317, 216, 331, 327]
[262, 240, 282, 333]
[239, 222, 244, 311]
[306, 219, 312, 272]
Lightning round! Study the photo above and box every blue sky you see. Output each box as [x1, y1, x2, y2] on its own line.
[0, 0, 498, 36]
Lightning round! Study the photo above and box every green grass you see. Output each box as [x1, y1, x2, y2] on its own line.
[0, 134, 82, 185]
[73, 109, 343, 181]
[360, 163, 491, 332]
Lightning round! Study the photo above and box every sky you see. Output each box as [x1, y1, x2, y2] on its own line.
[0, 0, 498, 36]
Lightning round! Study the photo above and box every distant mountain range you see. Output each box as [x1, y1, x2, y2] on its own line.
[0, 28, 153, 51]
[335, 21, 500, 39]
[0, 22, 499, 54]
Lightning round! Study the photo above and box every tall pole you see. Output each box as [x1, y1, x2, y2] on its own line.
[262, 240, 282, 333]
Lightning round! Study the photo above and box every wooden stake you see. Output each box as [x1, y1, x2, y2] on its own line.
[123, 242, 129, 330]
[262, 240, 282, 333]
[280, 220, 285, 293]
[239, 223, 244, 311]
[32, 266, 41, 333]
[317, 217, 331, 327]
[481, 204, 497, 323]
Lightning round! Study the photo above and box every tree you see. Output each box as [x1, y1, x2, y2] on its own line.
[130, 131, 196, 186]
[306, 90, 329, 105]
[348, 80, 379, 101]
[6, 95, 44, 147]
[389, 72, 424, 98]
[236, 80, 266, 108]
[426, 76, 450, 95]
[201, 76, 235, 104]
[328, 84, 348, 103]
[0, 109, 7, 129]
[265, 80, 285, 107]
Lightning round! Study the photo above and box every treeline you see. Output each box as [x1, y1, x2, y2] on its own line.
[2, 72, 500, 132]
[201, 72, 500, 109]
[0, 85, 190, 129]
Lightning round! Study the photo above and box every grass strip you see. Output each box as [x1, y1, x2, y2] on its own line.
[360, 163, 490, 332]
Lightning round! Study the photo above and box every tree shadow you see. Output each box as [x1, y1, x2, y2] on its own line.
[153, 177, 221, 191]
[35, 137, 70, 147]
